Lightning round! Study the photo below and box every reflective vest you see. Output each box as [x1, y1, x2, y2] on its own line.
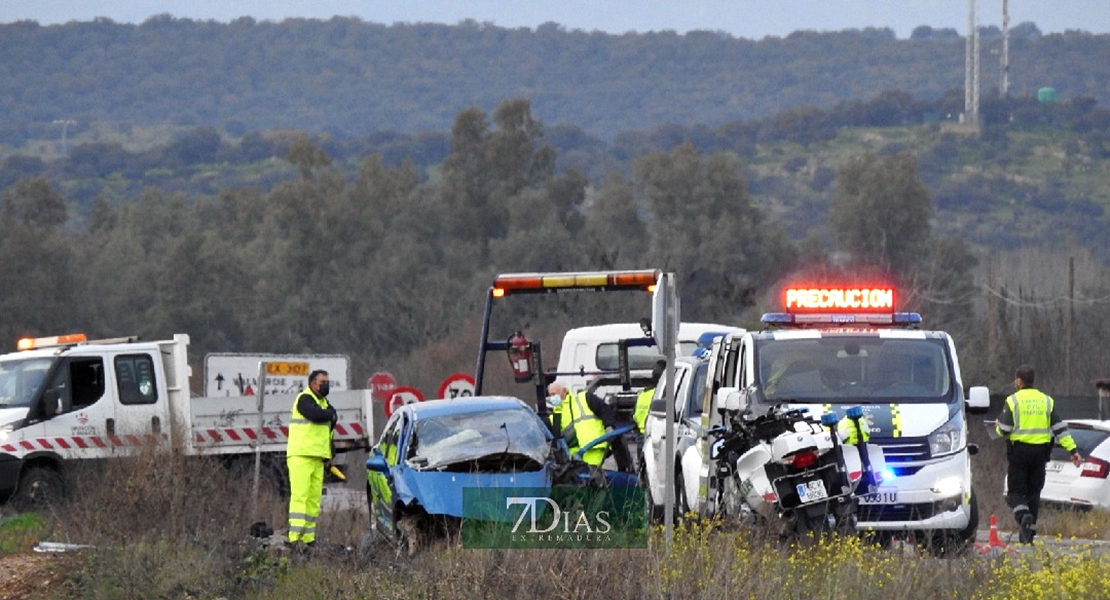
[1001, 388, 1075, 452]
[634, 386, 655, 433]
[555, 390, 608, 465]
[287, 387, 333, 459]
[838, 415, 870, 445]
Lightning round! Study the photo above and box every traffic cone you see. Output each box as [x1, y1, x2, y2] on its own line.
[975, 514, 1017, 555]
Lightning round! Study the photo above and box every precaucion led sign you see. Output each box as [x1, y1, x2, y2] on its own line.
[785, 287, 895, 312]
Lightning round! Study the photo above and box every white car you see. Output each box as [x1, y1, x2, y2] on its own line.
[1039, 419, 1110, 509]
[641, 356, 709, 521]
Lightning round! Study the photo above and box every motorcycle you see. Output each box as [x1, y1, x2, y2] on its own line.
[710, 405, 884, 537]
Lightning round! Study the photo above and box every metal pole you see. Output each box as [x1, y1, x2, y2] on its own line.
[475, 288, 494, 395]
[661, 273, 678, 548]
[252, 361, 268, 517]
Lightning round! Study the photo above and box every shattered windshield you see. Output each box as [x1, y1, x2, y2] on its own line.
[756, 336, 952, 403]
[407, 407, 550, 470]
[0, 357, 53, 408]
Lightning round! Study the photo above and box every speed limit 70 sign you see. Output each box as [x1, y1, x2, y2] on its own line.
[437, 372, 476, 399]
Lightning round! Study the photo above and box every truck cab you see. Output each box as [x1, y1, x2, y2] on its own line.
[0, 334, 174, 503]
[704, 287, 990, 550]
[553, 322, 743, 394]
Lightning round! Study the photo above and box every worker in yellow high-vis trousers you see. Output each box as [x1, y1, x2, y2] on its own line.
[287, 370, 337, 549]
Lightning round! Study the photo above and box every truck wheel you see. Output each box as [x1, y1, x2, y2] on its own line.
[14, 466, 65, 511]
[929, 489, 979, 557]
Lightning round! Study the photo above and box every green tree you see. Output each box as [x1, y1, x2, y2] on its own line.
[0, 177, 80, 342]
[635, 143, 795, 318]
[830, 151, 932, 275]
[580, 171, 646, 269]
[1, 176, 67, 227]
[285, 133, 332, 180]
[440, 99, 555, 257]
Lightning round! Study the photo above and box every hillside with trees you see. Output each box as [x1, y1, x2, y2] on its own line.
[2, 96, 1110, 399]
[1, 17, 1108, 141]
[2, 18, 1110, 399]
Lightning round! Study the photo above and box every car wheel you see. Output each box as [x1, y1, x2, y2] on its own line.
[396, 513, 422, 557]
[14, 466, 66, 511]
[645, 480, 665, 524]
[674, 467, 690, 522]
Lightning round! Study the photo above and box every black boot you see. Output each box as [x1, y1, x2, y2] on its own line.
[1018, 513, 1036, 544]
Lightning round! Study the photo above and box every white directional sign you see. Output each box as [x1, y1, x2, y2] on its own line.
[203, 353, 349, 397]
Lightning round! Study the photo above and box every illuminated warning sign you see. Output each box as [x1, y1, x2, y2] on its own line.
[785, 288, 895, 312]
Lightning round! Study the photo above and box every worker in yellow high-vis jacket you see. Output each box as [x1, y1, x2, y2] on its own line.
[995, 364, 1083, 544]
[286, 370, 337, 548]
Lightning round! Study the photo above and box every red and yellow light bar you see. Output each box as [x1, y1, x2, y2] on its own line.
[492, 269, 661, 297]
[785, 287, 895, 313]
[17, 333, 88, 351]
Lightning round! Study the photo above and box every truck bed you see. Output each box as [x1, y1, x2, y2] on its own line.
[188, 390, 373, 455]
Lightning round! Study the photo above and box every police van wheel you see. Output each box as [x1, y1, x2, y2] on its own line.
[929, 489, 979, 557]
[14, 466, 65, 511]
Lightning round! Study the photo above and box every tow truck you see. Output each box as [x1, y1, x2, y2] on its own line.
[0, 333, 375, 507]
[473, 269, 691, 484]
[701, 286, 990, 552]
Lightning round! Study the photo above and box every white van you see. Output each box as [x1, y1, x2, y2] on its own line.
[553, 322, 742, 393]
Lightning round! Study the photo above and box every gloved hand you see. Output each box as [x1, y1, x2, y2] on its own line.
[1072, 451, 1084, 468]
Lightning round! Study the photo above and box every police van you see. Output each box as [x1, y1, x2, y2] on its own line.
[702, 286, 990, 551]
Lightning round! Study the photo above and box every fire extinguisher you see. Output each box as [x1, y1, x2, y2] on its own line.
[506, 331, 533, 383]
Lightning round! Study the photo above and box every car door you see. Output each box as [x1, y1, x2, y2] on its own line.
[107, 350, 167, 452]
[643, 363, 690, 511]
[677, 362, 708, 511]
[35, 356, 110, 459]
[367, 410, 409, 536]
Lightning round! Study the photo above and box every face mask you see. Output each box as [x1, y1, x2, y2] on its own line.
[319, 383, 331, 396]
[546, 394, 562, 408]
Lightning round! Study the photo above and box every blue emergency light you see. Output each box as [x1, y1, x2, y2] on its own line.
[760, 312, 921, 326]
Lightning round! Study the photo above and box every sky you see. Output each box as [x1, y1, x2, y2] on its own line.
[1, 1, 1108, 39]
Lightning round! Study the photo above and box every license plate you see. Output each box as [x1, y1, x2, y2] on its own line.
[796, 479, 828, 503]
[859, 491, 898, 504]
[1046, 462, 1064, 472]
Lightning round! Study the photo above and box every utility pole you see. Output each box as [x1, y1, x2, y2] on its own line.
[964, 0, 980, 125]
[52, 119, 76, 155]
[1001, 0, 1010, 97]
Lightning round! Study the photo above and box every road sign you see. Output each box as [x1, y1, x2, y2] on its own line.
[203, 353, 349, 397]
[368, 372, 397, 403]
[387, 386, 425, 417]
[266, 362, 309, 377]
[437, 372, 476, 399]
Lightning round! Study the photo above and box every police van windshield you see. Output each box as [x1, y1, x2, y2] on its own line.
[0, 357, 53, 408]
[755, 336, 951, 403]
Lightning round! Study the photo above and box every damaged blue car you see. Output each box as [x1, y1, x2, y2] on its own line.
[366, 397, 564, 553]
